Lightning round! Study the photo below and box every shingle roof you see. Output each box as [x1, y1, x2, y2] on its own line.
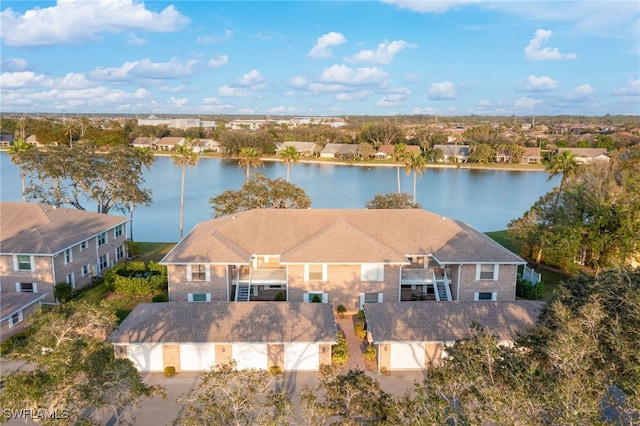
[162, 209, 524, 265]
[108, 302, 337, 344]
[364, 301, 542, 343]
[0, 202, 129, 255]
[0, 292, 48, 321]
[321, 143, 359, 155]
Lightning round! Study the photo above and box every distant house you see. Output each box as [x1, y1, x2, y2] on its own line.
[137, 115, 216, 130]
[109, 302, 336, 372]
[196, 139, 221, 153]
[320, 143, 359, 159]
[226, 119, 267, 131]
[522, 147, 542, 164]
[156, 137, 185, 151]
[374, 144, 420, 159]
[130, 136, 159, 149]
[290, 117, 346, 128]
[364, 301, 542, 370]
[25, 135, 43, 147]
[275, 141, 317, 157]
[558, 147, 610, 164]
[0, 132, 14, 147]
[433, 144, 471, 163]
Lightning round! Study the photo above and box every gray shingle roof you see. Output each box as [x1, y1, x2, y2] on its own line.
[0, 292, 48, 321]
[364, 301, 543, 343]
[162, 209, 524, 265]
[0, 202, 129, 255]
[108, 302, 337, 344]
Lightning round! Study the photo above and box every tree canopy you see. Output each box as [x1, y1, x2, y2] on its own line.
[365, 192, 421, 209]
[209, 173, 311, 218]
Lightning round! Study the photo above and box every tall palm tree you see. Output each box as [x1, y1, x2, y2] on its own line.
[7, 138, 32, 201]
[279, 145, 299, 182]
[238, 147, 263, 180]
[391, 143, 407, 193]
[404, 150, 427, 204]
[172, 139, 199, 239]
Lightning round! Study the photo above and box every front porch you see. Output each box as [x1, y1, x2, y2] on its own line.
[400, 268, 452, 301]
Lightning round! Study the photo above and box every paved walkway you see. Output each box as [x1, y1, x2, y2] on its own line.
[335, 314, 369, 372]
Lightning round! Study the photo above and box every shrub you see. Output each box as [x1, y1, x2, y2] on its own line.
[354, 322, 367, 340]
[164, 366, 176, 377]
[152, 293, 168, 303]
[125, 240, 140, 257]
[274, 291, 285, 301]
[332, 330, 349, 365]
[363, 345, 377, 361]
[269, 365, 282, 376]
[54, 282, 73, 303]
[357, 309, 365, 320]
[336, 304, 347, 318]
[516, 277, 546, 300]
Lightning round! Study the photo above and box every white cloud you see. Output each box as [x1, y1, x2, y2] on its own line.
[0, 71, 52, 88]
[89, 58, 199, 81]
[236, 69, 265, 86]
[412, 106, 439, 114]
[268, 105, 296, 114]
[428, 81, 458, 100]
[345, 40, 416, 64]
[0, 0, 190, 47]
[127, 34, 146, 46]
[514, 97, 543, 109]
[524, 29, 577, 61]
[288, 75, 309, 89]
[319, 64, 390, 86]
[167, 97, 189, 108]
[524, 75, 559, 92]
[336, 90, 374, 101]
[382, 0, 481, 13]
[58, 73, 93, 89]
[217, 85, 253, 98]
[611, 79, 640, 96]
[196, 29, 233, 44]
[563, 84, 594, 102]
[308, 32, 347, 59]
[209, 54, 229, 68]
[376, 87, 411, 106]
[0, 57, 29, 72]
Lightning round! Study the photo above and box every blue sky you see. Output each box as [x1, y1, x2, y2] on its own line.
[1, 0, 638, 116]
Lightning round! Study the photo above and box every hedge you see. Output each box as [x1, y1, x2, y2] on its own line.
[105, 260, 168, 296]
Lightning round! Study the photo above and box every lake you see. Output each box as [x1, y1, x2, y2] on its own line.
[0, 152, 558, 242]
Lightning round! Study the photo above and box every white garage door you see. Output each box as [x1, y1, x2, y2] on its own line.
[180, 344, 216, 371]
[127, 344, 163, 372]
[284, 343, 319, 371]
[233, 343, 268, 370]
[390, 343, 426, 370]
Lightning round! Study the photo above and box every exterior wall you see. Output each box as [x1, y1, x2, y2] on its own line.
[319, 344, 332, 366]
[287, 264, 399, 312]
[378, 343, 391, 371]
[0, 303, 41, 341]
[215, 344, 232, 366]
[425, 343, 443, 367]
[162, 344, 181, 372]
[268, 344, 284, 370]
[168, 264, 228, 301]
[457, 264, 517, 301]
[447, 265, 461, 301]
[0, 255, 55, 302]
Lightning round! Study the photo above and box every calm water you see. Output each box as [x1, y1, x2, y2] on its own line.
[0, 152, 558, 242]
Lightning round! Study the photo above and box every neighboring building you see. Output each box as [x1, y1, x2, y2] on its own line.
[433, 144, 471, 163]
[197, 139, 221, 152]
[109, 302, 336, 372]
[290, 117, 346, 128]
[0, 202, 130, 304]
[129, 136, 159, 149]
[275, 141, 317, 157]
[522, 147, 542, 164]
[320, 143, 360, 159]
[558, 147, 610, 164]
[364, 301, 542, 370]
[156, 137, 185, 151]
[25, 135, 43, 147]
[374, 144, 420, 159]
[0, 132, 14, 147]
[226, 119, 267, 131]
[161, 209, 525, 312]
[0, 292, 48, 341]
[137, 115, 216, 130]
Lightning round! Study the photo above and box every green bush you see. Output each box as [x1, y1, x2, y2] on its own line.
[336, 304, 347, 318]
[164, 366, 176, 377]
[152, 293, 168, 303]
[354, 322, 367, 340]
[106, 261, 168, 296]
[269, 365, 282, 375]
[357, 309, 365, 320]
[274, 291, 285, 301]
[363, 345, 377, 361]
[332, 330, 349, 365]
[54, 282, 74, 302]
[516, 277, 546, 300]
[125, 240, 140, 257]
[0, 329, 31, 357]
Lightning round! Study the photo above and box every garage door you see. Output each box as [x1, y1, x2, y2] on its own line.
[390, 343, 426, 370]
[233, 343, 268, 370]
[180, 344, 216, 371]
[284, 343, 319, 371]
[127, 344, 163, 371]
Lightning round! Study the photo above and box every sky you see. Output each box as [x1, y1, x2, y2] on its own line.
[0, 0, 639, 117]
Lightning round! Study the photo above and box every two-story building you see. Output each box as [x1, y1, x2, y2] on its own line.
[161, 209, 526, 312]
[0, 202, 130, 339]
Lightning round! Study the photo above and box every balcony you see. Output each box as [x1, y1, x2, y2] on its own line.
[400, 268, 452, 301]
[234, 267, 287, 285]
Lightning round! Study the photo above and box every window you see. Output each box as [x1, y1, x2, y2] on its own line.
[15, 255, 33, 271]
[304, 264, 327, 281]
[66, 273, 75, 289]
[97, 232, 107, 247]
[16, 282, 37, 293]
[361, 264, 384, 282]
[82, 264, 91, 276]
[64, 248, 72, 264]
[80, 240, 88, 251]
[114, 224, 123, 238]
[475, 292, 497, 301]
[115, 245, 125, 261]
[99, 254, 109, 271]
[304, 292, 327, 303]
[360, 292, 383, 308]
[188, 293, 211, 302]
[476, 264, 498, 281]
[191, 264, 207, 281]
[9, 311, 23, 328]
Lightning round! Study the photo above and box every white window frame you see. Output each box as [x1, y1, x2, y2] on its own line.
[303, 292, 328, 304]
[82, 264, 91, 276]
[114, 224, 123, 239]
[361, 263, 384, 282]
[80, 240, 88, 251]
[188, 293, 211, 302]
[15, 282, 37, 293]
[304, 264, 327, 281]
[99, 254, 109, 271]
[64, 248, 73, 265]
[474, 292, 497, 301]
[476, 264, 499, 281]
[115, 244, 125, 261]
[66, 273, 75, 289]
[97, 232, 107, 247]
[14, 255, 34, 272]
[359, 292, 383, 309]
[9, 311, 24, 328]
[186, 264, 211, 282]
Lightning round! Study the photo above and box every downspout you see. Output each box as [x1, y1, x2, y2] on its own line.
[456, 265, 461, 301]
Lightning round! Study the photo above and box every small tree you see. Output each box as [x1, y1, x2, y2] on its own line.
[54, 282, 73, 303]
[365, 192, 421, 209]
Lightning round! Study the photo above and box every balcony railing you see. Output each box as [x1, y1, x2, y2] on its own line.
[235, 268, 287, 284]
[401, 268, 432, 283]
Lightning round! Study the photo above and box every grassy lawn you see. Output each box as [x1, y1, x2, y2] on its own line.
[485, 230, 574, 301]
[134, 241, 175, 263]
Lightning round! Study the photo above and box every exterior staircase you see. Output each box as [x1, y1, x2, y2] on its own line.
[235, 284, 251, 302]
[435, 281, 450, 301]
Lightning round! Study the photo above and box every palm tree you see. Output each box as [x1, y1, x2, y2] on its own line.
[7, 138, 32, 201]
[404, 151, 427, 204]
[279, 145, 299, 182]
[238, 147, 263, 181]
[172, 139, 199, 239]
[391, 143, 407, 193]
